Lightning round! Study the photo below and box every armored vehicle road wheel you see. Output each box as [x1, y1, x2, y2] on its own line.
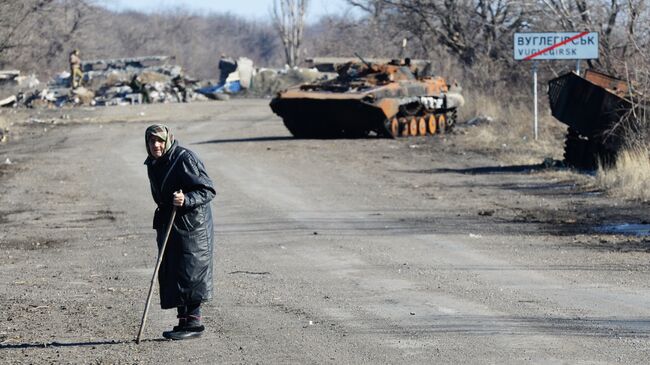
[400, 118, 409, 137]
[389, 117, 400, 138]
[437, 114, 447, 134]
[418, 117, 427, 136]
[409, 117, 418, 136]
[427, 114, 437, 135]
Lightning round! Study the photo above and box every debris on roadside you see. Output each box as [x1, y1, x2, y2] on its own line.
[0, 70, 20, 83]
[478, 210, 495, 216]
[1, 70, 41, 108]
[0, 95, 16, 107]
[196, 57, 322, 99]
[0, 70, 40, 88]
[1, 56, 326, 109]
[548, 69, 649, 170]
[542, 157, 564, 168]
[2, 56, 212, 108]
[197, 56, 253, 97]
[466, 115, 494, 126]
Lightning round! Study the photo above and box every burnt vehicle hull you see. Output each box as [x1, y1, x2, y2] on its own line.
[271, 97, 387, 138]
[270, 62, 463, 138]
[548, 70, 643, 169]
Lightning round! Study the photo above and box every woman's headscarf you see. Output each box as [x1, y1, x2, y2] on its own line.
[145, 124, 175, 158]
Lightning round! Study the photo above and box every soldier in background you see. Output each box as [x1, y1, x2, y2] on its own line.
[130, 74, 152, 103]
[69, 49, 83, 89]
[171, 74, 189, 103]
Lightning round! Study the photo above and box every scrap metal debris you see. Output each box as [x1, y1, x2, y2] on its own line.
[548, 69, 649, 170]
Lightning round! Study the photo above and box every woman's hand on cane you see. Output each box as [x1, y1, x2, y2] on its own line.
[173, 189, 184, 207]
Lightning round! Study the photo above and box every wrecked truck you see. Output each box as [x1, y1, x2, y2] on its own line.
[270, 59, 464, 138]
[548, 69, 646, 169]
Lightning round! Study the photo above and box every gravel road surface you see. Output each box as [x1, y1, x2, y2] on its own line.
[1, 100, 649, 364]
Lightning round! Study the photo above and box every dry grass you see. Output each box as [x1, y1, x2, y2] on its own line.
[457, 90, 566, 165]
[596, 146, 650, 201]
[440, 49, 568, 166]
[594, 62, 650, 201]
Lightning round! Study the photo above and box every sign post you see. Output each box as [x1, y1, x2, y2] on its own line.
[532, 61, 538, 140]
[513, 32, 599, 139]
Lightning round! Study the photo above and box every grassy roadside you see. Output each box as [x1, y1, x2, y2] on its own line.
[455, 63, 649, 202]
[457, 89, 567, 165]
[597, 146, 650, 202]
[595, 68, 650, 201]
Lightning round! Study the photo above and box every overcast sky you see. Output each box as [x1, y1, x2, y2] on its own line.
[98, 0, 355, 22]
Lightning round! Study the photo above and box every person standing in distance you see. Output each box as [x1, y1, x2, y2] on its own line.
[144, 124, 216, 340]
[69, 49, 83, 89]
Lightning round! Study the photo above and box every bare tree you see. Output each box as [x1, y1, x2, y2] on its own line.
[271, 0, 309, 67]
[0, 0, 54, 61]
[538, 0, 650, 74]
[3, 0, 646, 93]
[347, 0, 535, 66]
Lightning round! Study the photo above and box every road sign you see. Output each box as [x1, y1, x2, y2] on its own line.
[514, 32, 599, 60]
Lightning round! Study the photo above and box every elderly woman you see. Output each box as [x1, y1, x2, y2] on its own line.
[144, 124, 216, 340]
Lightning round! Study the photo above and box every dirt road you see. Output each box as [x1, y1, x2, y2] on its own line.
[1, 100, 649, 363]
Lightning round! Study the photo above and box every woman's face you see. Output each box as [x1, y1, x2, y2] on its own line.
[148, 135, 165, 159]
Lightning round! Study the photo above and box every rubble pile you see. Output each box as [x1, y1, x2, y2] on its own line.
[79, 56, 211, 105]
[0, 70, 40, 107]
[0, 55, 329, 109]
[0, 56, 212, 108]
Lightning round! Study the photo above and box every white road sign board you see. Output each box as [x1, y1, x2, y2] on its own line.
[514, 32, 599, 60]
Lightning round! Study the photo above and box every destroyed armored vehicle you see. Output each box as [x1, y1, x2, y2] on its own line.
[548, 69, 647, 169]
[270, 59, 464, 138]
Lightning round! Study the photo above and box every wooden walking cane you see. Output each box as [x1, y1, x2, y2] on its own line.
[135, 205, 177, 344]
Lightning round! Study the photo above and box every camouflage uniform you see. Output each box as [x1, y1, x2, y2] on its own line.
[69, 50, 83, 89]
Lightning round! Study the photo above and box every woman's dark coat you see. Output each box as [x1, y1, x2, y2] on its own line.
[145, 140, 216, 309]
